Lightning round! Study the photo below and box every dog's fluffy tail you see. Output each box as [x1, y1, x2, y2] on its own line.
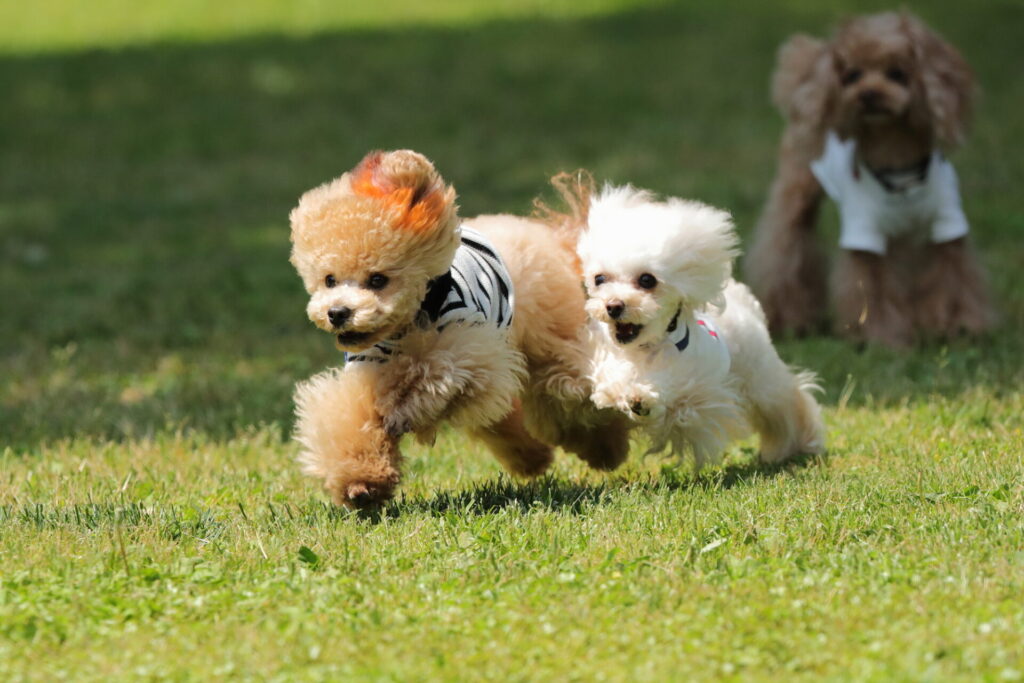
[771, 34, 828, 119]
[717, 280, 826, 463]
[747, 367, 826, 464]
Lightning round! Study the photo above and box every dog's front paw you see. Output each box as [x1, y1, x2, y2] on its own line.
[383, 413, 413, 439]
[630, 399, 650, 416]
[325, 475, 398, 510]
[626, 390, 664, 422]
[590, 386, 618, 411]
[627, 385, 658, 411]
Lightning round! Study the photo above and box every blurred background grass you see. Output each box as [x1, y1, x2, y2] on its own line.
[2, 0, 1022, 449]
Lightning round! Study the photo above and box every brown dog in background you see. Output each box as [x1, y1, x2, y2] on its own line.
[746, 11, 995, 348]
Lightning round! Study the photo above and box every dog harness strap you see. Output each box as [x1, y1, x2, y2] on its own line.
[668, 315, 722, 353]
[868, 155, 931, 193]
[674, 324, 690, 352]
[665, 305, 690, 351]
[666, 306, 681, 334]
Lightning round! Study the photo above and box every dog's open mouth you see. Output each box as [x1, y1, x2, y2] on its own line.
[614, 323, 643, 344]
[336, 330, 373, 346]
[860, 107, 892, 120]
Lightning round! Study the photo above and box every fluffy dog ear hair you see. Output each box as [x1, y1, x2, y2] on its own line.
[663, 200, 741, 310]
[901, 13, 975, 149]
[350, 149, 456, 233]
[771, 33, 837, 130]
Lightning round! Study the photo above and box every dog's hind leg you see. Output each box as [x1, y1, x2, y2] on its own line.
[470, 400, 554, 477]
[717, 280, 825, 463]
[748, 369, 825, 464]
[521, 392, 632, 472]
[558, 413, 632, 471]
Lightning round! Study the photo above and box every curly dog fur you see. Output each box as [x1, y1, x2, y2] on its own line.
[540, 175, 825, 467]
[746, 11, 995, 347]
[290, 151, 628, 507]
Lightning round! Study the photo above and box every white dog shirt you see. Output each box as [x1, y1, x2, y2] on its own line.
[810, 131, 969, 255]
[665, 312, 730, 377]
[347, 226, 514, 363]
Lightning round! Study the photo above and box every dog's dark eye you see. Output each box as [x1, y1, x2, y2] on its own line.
[325, 274, 337, 288]
[594, 274, 606, 286]
[637, 273, 657, 290]
[840, 68, 862, 86]
[885, 66, 908, 85]
[365, 273, 389, 290]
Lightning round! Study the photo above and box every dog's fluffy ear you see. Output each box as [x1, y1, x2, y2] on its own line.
[662, 200, 741, 310]
[350, 150, 456, 233]
[772, 34, 837, 131]
[902, 13, 975, 149]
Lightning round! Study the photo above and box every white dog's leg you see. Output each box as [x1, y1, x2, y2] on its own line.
[662, 378, 748, 469]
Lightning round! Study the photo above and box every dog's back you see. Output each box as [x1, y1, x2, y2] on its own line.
[716, 280, 825, 462]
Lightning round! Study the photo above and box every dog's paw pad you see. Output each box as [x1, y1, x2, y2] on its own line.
[346, 483, 373, 507]
[630, 400, 650, 416]
[344, 482, 394, 509]
[383, 415, 411, 439]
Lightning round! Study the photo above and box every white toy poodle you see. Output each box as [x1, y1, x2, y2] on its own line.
[545, 177, 826, 467]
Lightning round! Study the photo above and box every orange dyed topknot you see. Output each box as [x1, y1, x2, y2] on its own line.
[350, 152, 447, 234]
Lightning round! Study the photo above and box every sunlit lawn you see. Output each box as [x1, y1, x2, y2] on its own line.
[2, 0, 1022, 679]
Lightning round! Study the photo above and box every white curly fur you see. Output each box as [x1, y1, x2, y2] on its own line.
[580, 185, 826, 467]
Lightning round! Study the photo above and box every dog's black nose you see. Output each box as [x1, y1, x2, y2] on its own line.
[606, 301, 625, 319]
[328, 306, 352, 328]
[859, 89, 883, 107]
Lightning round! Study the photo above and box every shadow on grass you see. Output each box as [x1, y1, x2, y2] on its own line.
[359, 450, 829, 521]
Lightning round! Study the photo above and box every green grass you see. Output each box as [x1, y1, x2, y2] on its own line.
[2, 0, 1023, 679]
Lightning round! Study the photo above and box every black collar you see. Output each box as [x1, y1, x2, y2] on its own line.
[859, 155, 931, 193]
[666, 306, 680, 333]
[674, 325, 690, 352]
[418, 270, 453, 326]
[667, 306, 690, 351]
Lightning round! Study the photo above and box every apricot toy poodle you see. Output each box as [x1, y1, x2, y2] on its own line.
[289, 151, 629, 507]
[746, 11, 995, 347]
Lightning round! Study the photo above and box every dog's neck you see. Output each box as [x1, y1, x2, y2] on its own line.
[634, 305, 692, 355]
[852, 120, 933, 172]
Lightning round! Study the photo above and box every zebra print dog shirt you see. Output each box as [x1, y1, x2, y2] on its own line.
[346, 226, 514, 364]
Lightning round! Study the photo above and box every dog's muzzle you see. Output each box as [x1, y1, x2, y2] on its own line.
[336, 330, 372, 346]
[614, 322, 643, 344]
[328, 306, 353, 328]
